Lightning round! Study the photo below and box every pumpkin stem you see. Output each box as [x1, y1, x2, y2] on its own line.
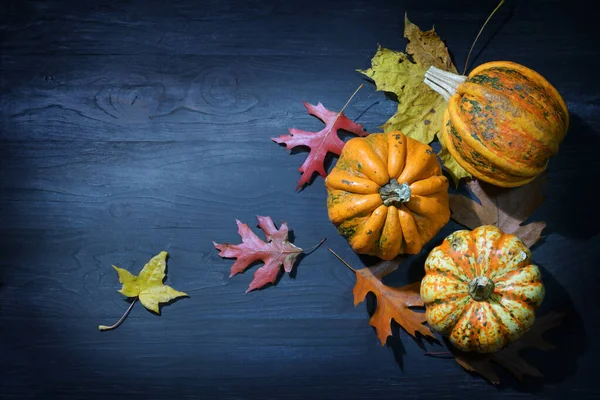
[468, 276, 495, 301]
[379, 179, 411, 207]
[424, 66, 467, 101]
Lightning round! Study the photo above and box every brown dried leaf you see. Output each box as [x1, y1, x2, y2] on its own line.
[368, 255, 405, 279]
[403, 13, 457, 73]
[449, 174, 547, 247]
[453, 312, 565, 384]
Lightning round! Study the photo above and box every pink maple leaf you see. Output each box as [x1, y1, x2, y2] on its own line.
[272, 102, 368, 189]
[213, 216, 322, 293]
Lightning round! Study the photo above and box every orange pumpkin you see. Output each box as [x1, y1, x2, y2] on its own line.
[325, 131, 450, 260]
[420, 225, 545, 353]
[424, 61, 569, 187]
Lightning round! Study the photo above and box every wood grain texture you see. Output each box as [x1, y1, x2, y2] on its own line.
[1, 0, 599, 398]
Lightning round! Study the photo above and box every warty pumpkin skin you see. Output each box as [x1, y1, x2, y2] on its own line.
[325, 130, 450, 260]
[420, 225, 545, 353]
[424, 61, 569, 187]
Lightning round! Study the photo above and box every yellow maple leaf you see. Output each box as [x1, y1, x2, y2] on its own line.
[358, 14, 471, 184]
[99, 251, 188, 331]
[437, 131, 471, 186]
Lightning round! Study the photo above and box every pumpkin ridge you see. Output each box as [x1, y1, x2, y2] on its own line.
[352, 139, 390, 186]
[442, 231, 478, 281]
[379, 206, 403, 258]
[409, 175, 447, 196]
[432, 296, 471, 336]
[447, 94, 545, 178]
[466, 229, 483, 278]
[469, 61, 569, 134]
[347, 205, 388, 255]
[424, 246, 472, 282]
[426, 263, 469, 283]
[491, 263, 532, 283]
[327, 192, 382, 224]
[457, 81, 557, 166]
[428, 290, 467, 305]
[462, 71, 563, 152]
[397, 138, 441, 184]
[442, 121, 536, 187]
[470, 225, 503, 276]
[409, 207, 430, 248]
[484, 301, 510, 347]
[494, 286, 543, 310]
[398, 205, 424, 254]
[489, 293, 525, 331]
[386, 131, 408, 178]
[468, 303, 489, 351]
[488, 239, 532, 280]
[324, 169, 380, 194]
[449, 302, 479, 350]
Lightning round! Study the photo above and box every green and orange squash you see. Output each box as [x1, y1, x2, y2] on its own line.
[420, 225, 545, 353]
[424, 61, 569, 187]
[325, 130, 450, 260]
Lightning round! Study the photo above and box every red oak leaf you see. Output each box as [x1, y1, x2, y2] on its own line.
[213, 216, 324, 292]
[273, 101, 368, 189]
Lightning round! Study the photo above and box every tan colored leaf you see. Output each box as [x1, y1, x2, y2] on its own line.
[404, 14, 457, 73]
[454, 312, 564, 384]
[449, 175, 547, 247]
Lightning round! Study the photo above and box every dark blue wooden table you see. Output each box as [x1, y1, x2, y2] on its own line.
[1, 0, 599, 398]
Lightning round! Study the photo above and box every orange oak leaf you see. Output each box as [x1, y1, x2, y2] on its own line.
[272, 101, 367, 189]
[449, 174, 547, 247]
[330, 250, 434, 344]
[213, 216, 324, 293]
[452, 312, 565, 384]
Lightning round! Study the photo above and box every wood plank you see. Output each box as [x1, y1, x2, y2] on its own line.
[0, 317, 492, 400]
[1, 0, 596, 59]
[1, 51, 596, 144]
[0, 55, 398, 142]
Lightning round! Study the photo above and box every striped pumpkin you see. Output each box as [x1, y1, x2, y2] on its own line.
[425, 61, 569, 187]
[420, 225, 545, 353]
[325, 131, 450, 260]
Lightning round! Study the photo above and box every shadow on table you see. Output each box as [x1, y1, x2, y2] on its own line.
[468, 264, 585, 391]
[540, 113, 600, 240]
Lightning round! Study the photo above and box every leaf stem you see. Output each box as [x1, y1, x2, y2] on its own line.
[424, 351, 454, 358]
[302, 237, 327, 254]
[98, 297, 138, 332]
[338, 83, 364, 116]
[462, 0, 505, 75]
[327, 248, 356, 272]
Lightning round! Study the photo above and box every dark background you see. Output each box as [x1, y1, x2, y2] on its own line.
[1, 0, 599, 398]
